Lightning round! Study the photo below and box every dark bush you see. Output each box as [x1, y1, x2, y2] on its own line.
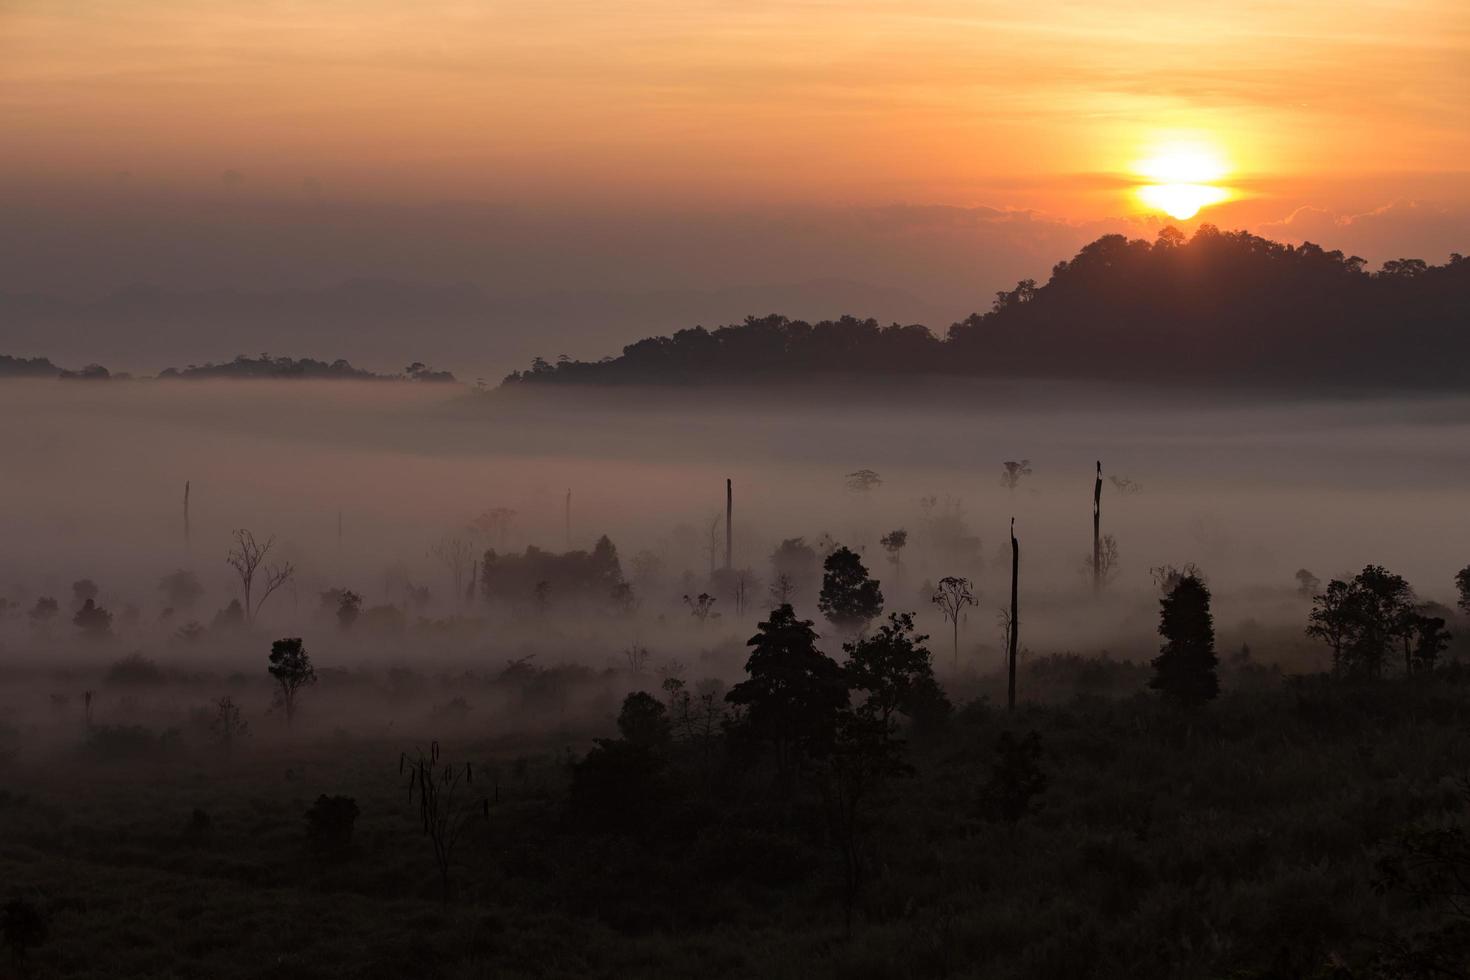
[84, 724, 182, 761]
[569, 740, 667, 833]
[105, 651, 165, 685]
[305, 795, 360, 856]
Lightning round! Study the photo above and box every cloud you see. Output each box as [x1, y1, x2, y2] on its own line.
[1258, 199, 1468, 264]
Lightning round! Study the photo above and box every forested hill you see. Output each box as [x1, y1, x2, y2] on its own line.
[502, 226, 1470, 389]
[0, 354, 457, 383]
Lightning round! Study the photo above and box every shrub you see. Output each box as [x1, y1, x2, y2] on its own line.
[305, 795, 360, 857]
[105, 651, 164, 685]
[84, 724, 182, 761]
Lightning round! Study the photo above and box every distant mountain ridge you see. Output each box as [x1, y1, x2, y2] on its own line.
[0, 353, 455, 383]
[503, 227, 1469, 389]
[0, 278, 946, 383]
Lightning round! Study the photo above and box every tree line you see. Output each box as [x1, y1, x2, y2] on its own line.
[504, 226, 1469, 388]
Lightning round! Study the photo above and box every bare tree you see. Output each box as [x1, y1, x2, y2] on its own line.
[1083, 534, 1121, 589]
[1000, 460, 1032, 493]
[725, 478, 733, 571]
[1109, 475, 1142, 495]
[401, 741, 489, 903]
[1092, 461, 1103, 594]
[624, 644, 650, 675]
[210, 695, 249, 755]
[932, 576, 977, 670]
[468, 507, 516, 550]
[430, 535, 475, 607]
[683, 592, 718, 627]
[1151, 562, 1203, 594]
[703, 512, 722, 578]
[227, 529, 295, 624]
[1008, 518, 1019, 711]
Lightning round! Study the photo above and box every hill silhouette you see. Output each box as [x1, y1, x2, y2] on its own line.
[502, 226, 1468, 389]
[158, 354, 454, 382]
[0, 353, 456, 383]
[0, 354, 64, 378]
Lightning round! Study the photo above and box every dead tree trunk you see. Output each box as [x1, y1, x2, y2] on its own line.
[1092, 460, 1102, 594]
[1009, 517, 1019, 712]
[725, 478, 733, 571]
[565, 489, 572, 550]
[183, 480, 191, 551]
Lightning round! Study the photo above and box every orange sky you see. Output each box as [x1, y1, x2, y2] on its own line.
[4, 0, 1467, 218]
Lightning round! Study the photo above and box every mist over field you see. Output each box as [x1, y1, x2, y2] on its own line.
[4, 378, 1467, 678]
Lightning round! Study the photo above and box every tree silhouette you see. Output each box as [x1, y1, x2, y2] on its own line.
[480, 536, 625, 604]
[819, 546, 884, 635]
[879, 529, 908, 584]
[73, 598, 112, 638]
[1306, 565, 1416, 678]
[1295, 568, 1321, 597]
[267, 637, 317, 727]
[429, 535, 475, 607]
[1456, 565, 1470, 615]
[770, 538, 818, 600]
[1150, 562, 1203, 594]
[571, 694, 671, 834]
[1083, 533, 1120, 589]
[210, 696, 249, 754]
[28, 596, 58, 625]
[335, 589, 362, 630]
[1405, 614, 1452, 674]
[226, 529, 294, 624]
[931, 576, 976, 669]
[843, 611, 938, 728]
[726, 604, 848, 779]
[1000, 460, 1032, 493]
[616, 691, 671, 749]
[1149, 575, 1219, 705]
[683, 592, 718, 626]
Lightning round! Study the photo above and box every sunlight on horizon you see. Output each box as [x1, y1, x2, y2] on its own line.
[1131, 139, 1235, 220]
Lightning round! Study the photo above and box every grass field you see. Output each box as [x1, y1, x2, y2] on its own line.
[4, 655, 1470, 979]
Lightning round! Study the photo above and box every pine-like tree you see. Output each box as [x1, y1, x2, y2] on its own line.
[818, 546, 884, 635]
[1150, 574, 1219, 705]
[727, 604, 848, 776]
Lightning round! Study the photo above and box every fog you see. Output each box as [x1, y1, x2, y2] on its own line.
[4, 378, 1467, 704]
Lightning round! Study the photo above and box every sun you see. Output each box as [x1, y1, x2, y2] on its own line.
[1131, 140, 1233, 220]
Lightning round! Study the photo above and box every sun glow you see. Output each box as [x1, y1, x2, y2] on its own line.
[1131, 140, 1234, 220]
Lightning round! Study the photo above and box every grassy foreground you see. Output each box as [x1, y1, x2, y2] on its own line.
[4, 668, 1470, 979]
